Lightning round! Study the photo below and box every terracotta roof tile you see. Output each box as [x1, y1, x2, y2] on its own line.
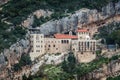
[77, 29, 88, 32]
[54, 34, 78, 39]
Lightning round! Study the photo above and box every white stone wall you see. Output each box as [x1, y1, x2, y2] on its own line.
[45, 38, 71, 54]
[75, 52, 96, 63]
[29, 29, 97, 62]
[72, 40, 97, 52]
[78, 31, 90, 40]
[30, 34, 45, 61]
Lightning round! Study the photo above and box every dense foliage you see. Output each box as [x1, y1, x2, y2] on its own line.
[97, 22, 120, 46]
[0, 0, 119, 52]
[13, 54, 32, 71]
[1, 0, 119, 25]
[0, 22, 26, 52]
[107, 75, 120, 80]
[25, 52, 120, 80]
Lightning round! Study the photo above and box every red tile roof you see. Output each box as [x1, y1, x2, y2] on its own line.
[77, 29, 88, 32]
[54, 34, 78, 39]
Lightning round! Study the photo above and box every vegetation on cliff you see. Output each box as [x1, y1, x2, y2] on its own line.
[0, 22, 26, 52]
[0, 0, 119, 25]
[0, 0, 119, 52]
[107, 75, 120, 80]
[13, 53, 32, 71]
[97, 22, 120, 46]
[23, 52, 120, 80]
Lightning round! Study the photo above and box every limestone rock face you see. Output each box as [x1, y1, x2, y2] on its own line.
[38, 9, 101, 35]
[2, 35, 30, 66]
[33, 9, 53, 18]
[22, 10, 53, 27]
[38, 1, 120, 35]
[22, 15, 34, 28]
[1, 1, 120, 66]
[102, 2, 116, 17]
[0, 53, 5, 65]
[115, 1, 120, 14]
[0, 0, 9, 5]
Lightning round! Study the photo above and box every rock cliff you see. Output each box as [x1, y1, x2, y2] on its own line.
[36, 1, 120, 35]
[1, 0, 120, 72]
[21, 1, 120, 36]
[0, 1, 120, 79]
[0, 0, 9, 5]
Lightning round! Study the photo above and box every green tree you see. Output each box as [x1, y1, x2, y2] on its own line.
[110, 30, 120, 46]
[19, 53, 32, 66]
[61, 52, 77, 79]
[13, 53, 32, 71]
[13, 63, 22, 71]
[22, 74, 28, 80]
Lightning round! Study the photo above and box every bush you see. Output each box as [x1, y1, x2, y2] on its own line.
[13, 54, 32, 71]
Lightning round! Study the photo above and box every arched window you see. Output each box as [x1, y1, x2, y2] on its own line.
[61, 40, 64, 43]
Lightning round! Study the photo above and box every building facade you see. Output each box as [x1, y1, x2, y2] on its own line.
[29, 28, 97, 62]
[29, 29, 45, 61]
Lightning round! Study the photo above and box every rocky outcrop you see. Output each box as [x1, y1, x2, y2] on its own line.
[1, 0, 120, 66]
[21, 1, 120, 35]
[33, 9, 53, 18]
[80, 59, 120, 80]
[0, 0, 9, 6]
[22, 10, 53, 27]
[38, 1, 120, 35]
[1, 34, 30, 66]
[0, 1, 120, 79]
[0, 1, 120, 80]
[0, 53, 5, 66]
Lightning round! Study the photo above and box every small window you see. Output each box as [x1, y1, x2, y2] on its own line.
[80, 37, 82, 39]
[81, 52, 83, 54]
[36, 45, 40, 47]
[64, 40, 66, 43]
[53, 45, 55, 47]
[36, 50, 40, 52]
[61, 40, 64, 43]
[73, 48, 75, 51]
[67, 40, 69, 43]
[48, 45, 50, 47]
[36, 41, 40, 43]
[36, 35, 39, 40]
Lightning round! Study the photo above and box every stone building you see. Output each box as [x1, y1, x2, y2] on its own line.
[29, 27, 97, 63]
[72, 29, 97, 63]
[29, 28, 45, 61]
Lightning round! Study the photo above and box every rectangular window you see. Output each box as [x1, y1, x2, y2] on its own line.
[41, 41, 43, 43]
[36, 35, 39, 40]
[61, 40, 64, 43]
[67, 40, 69, 43]
[48, 45, 50, 47]
[36, 50, 40, 52]
[36, 45, 40, 47]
